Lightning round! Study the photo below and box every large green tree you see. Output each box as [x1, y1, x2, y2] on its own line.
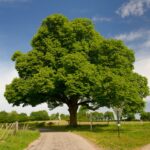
[4, 14, 149, 126]
[91, 40, 149, 116]
[5, 14, 103, 126]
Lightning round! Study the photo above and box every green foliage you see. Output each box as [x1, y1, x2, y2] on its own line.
[49, 113, 59, 120]
[0, 111, 29, 123]
[4, 14, 149, 126]
[60, 114, 69, 121]
[18, 113, 29, 122]
[93, 72, 149, 114]
[140, 112, 150, 121]
[125, 113, 135, 121]
[91, 40, 149, 114]
[89, 39, 135, 71]
[0, 110, 49, 123]
[77, 106, 89, 121]
[104, 111, 114, 121]
[4, 14, 103, 109]
[0, 111, 9, 123]
[30, 110, 49, 121]
[91, 112, 104, 121]
[8, 111, 19, 122]
[77, 107, 105, 122]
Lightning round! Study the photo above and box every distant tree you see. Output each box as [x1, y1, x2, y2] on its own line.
[140, 112, 150, 121]
[8, 111, 19, 122]
[30, 110, 49, 121]
[104, 111, 114, 123]
[18, 113, 28, 122]
[60, 114, 69, 121]
[49, 113, 59, 120]
[98, 112, 104, 121]
[125, 113, 135, 121]
[91, 112, 104, 121]
[0, 111, 29, 123]
[0, 111, 9, 123]
[77, 106, 88, 122]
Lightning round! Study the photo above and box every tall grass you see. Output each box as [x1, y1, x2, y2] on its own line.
[71, 122, 150, 150]
[0, 130, 39, 150]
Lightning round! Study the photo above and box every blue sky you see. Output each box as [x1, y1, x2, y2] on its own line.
[0, 0, 150, 114]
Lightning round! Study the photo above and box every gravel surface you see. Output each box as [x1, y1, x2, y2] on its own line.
[140, 144, 150, 150]
[26, 131, 101, 150]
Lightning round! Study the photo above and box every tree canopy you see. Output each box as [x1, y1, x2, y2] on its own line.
[4, 14, 149, 126]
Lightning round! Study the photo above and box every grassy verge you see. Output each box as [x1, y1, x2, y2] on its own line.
[6, 121, 150, 150]
[0, 130, 40, 150]
[47, 121, 150, 150]
[71, 122, 150, 150]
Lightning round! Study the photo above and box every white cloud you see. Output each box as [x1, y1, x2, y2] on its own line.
[143, 40, 150, 48]
[114, 30, 145, 42]
[92, 16, 111, 22]
[134, 58, 150, 86]
[117, 0, 150, 18]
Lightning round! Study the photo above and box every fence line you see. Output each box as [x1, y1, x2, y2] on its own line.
[0, 122, 28, 141]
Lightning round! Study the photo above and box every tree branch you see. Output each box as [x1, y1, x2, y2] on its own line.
[77, 100, 92, 105]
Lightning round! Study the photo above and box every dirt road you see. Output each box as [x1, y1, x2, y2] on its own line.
[140, 144, 150, 150]
[26, 131, 101, 150]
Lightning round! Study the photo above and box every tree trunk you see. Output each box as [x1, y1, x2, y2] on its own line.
[68, 101, 78, 127]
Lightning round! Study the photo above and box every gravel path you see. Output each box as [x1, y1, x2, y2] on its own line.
[25, 131, 101, 150]
[140, 144, 150, 150]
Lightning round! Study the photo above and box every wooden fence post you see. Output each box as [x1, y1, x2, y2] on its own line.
[14, 121, 18, 135]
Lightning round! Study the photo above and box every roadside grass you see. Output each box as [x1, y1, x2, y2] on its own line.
[0, 130, 39, 150]
[47, 121, 150, 150]
[9, 120, 150, 150]
[73, 123, 150, 150]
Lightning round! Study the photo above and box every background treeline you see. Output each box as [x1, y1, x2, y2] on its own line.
[77, 106, 114, 122]
[0, 110, 150, 123]
[0, 110, 115, 123]
[0, 110, 49, 123]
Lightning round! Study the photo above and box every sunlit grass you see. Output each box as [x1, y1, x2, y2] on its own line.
[0, 130, 39, 150]
[72, 122, 150, 150]
[2, 121, 149, 150]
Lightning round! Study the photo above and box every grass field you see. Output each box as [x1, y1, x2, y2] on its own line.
[48, 121, 150, 150]
[0, 130, 39, 150]
[1, 121, 149, 150]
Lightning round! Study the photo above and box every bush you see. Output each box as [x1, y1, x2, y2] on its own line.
[0, 111, 9, 123]
[126, 113, 135, 121]
[60, 114, 69, 121]
[104, 111, 114, 121]
[7, 111, 19, 123]
[91, 112, 104, 121]
[30, 110, 49, 121]
[140, 112, 150, 121]
[18, 113, 29, 122]
[49, 113, 59, 120]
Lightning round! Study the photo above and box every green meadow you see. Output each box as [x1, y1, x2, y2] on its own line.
[48, 121, 150, 150]
[0, 130, 39, 150]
